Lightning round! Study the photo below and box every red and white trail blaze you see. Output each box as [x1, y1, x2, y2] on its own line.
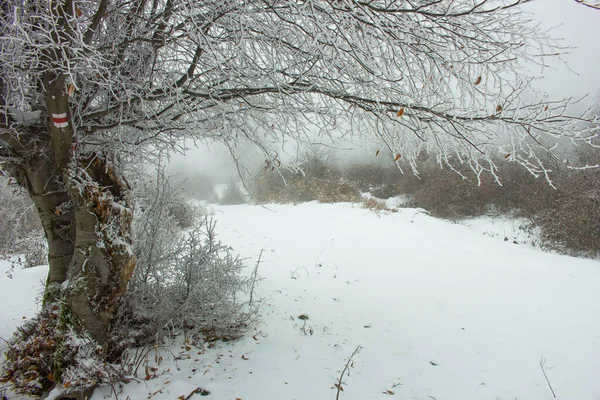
[51, 113, 69, 128]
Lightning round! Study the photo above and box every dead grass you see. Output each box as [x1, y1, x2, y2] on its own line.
[361, 197, 398, 213]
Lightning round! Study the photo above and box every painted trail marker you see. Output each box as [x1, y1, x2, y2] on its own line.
[52, 113, 69, 128]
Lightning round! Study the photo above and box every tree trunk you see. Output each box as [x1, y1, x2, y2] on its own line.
[8, 148, 136, 352]
[63, 154, 136, 354]
[1, 4, 136, 395]
[6, 153, 75, 300]
[5, 71, 136, 355]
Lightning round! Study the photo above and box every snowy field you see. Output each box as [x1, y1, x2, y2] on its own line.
[2, 202, 600, 400]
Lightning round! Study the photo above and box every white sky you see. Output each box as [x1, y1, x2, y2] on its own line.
[523, 0, 600, 101]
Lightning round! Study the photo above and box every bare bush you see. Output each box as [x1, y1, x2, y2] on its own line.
[530, 171, 600, 256]
[115, 168, 258, 349]
[252, 156, 360, 204]
[361, 196, 398, 213]
[133, 169, 199, 230]
[343, 164, 403, 199]
[0, 177, 46, 268]
[404, 161, 495, 220]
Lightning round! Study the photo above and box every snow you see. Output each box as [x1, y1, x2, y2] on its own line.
[3, 202, 600, 399]
[0, 262, 47, 345]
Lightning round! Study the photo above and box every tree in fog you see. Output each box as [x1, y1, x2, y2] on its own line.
[0, 0, 595, 394]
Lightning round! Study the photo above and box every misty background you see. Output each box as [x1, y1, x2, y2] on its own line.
[166, 0, 600, 190]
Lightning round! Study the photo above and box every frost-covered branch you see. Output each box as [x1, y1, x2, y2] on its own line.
[1, 0, 595, 175]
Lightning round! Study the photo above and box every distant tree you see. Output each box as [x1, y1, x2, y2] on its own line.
[219, 181, 248, 205]
[0, 0, 595, 396]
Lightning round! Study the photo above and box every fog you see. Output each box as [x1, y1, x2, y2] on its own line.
[168, 1, 600, 187]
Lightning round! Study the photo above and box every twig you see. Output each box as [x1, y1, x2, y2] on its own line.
[540, 356, 556, 398]
[575, 0, 600, 10]
[249, 249, 262, 306]
[0, 335, 9, 354]
[335, 345, 361, 400]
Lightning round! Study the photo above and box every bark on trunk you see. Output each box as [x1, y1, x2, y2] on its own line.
[34, 70, 136, 353]
[9, 149, 136, 353]
[5, 147, 75, 303]
[64, 154, 136, 354]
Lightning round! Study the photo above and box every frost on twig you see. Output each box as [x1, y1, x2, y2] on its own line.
[114, 167, 260, 348]
[0, 177, 46, 269]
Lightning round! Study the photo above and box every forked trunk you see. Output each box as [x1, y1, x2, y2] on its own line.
[8, 149, 136, 354]
[63, 154, 136, 353]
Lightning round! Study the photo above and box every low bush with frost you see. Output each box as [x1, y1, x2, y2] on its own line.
[0, 177, 47, 270]
[115, 167, 259, 347]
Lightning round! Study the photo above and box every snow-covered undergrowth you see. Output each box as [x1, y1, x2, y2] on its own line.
[3, 202, 600, 399]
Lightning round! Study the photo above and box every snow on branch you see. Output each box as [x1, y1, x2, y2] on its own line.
[0, 0, 596, 176]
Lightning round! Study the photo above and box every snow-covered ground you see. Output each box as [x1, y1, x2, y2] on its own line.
[0, 263, 47, 345]
[2, 202, 600, 400]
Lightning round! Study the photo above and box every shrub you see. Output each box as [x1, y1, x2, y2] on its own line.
[531, 170, 600, 256]
[252, 156, 360, 204]
[132, 168, 199, 229]
[0, 178, 47, 267]
[405, 161, 496, 220]
[343, 164, 403, 199]
[361, 196, 398, 213]
[115, 168, 258, 348]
